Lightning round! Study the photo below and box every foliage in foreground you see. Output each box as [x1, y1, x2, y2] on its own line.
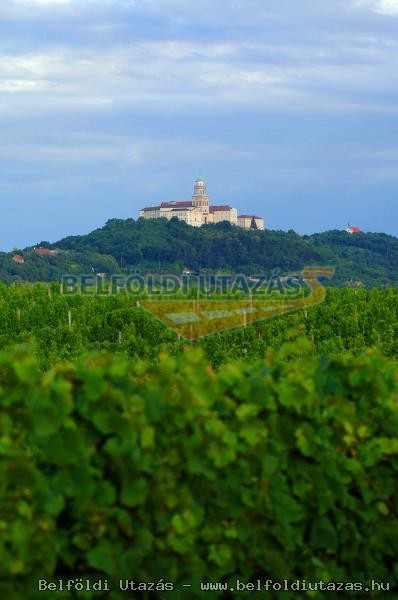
[0, 343, 398, 598]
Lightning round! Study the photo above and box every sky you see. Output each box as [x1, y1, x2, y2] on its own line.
[1, 0, 398, 250]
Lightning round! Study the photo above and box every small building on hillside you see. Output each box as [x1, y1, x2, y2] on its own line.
[33, 247, 57, 257]
[345, 279, 364, 288]
[12, 254, 24, 264]
[345, 224, 362, 234]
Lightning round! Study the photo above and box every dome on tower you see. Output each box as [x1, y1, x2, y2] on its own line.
[195, 175, 205, 183]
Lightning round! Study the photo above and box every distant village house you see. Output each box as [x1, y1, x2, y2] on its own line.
[33, 247, 58, 257]
[12, 254, 24, 264]
[345, 225, 362, 234]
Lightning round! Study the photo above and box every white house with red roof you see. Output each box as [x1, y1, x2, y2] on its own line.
[139, 177, 264, 230]
[345, 224, 362, 234]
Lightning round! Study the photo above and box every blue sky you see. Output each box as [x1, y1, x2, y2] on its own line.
[1, 0, 398, 250]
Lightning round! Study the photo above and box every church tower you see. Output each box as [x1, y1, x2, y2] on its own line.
[192, 176, 209, 208]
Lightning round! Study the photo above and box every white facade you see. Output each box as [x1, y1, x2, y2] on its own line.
[211, 207, 238, 225]
[139, 177, 264, 230]
[237, 215, 265, 230]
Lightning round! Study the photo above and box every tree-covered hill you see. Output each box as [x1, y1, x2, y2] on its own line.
[1, 217, 398, 286]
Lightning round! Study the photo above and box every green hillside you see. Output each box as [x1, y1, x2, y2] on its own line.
[1, 218, 398, 286]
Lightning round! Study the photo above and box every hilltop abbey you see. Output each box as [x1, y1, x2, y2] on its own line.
[139, 177, 264, 230]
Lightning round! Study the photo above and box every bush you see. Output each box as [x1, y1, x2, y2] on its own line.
[0, 343, 397, 598]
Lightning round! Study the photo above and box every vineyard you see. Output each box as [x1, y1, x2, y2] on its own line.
[1, 283, 398, 598]
[0, 284, 397, 366]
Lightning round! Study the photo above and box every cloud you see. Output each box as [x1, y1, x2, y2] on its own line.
[0, 43, 293, 113]
[353, 0, 398, 15]
[16, 0, 71, 4]
[0, 0, 397, 118]
[377, 0, 398, 13]
[1, 33, 397, 119]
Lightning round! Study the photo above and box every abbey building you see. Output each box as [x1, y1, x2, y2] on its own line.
[139, 177, 264, 230]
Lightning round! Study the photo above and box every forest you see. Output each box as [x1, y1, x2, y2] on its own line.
[2, 217, 398, 286]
